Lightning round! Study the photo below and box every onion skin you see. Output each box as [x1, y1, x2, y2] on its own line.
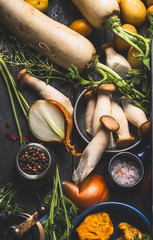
[62, 174, 109, 212]
[28, 99, 80, 156]
[52, 100, 81, 156]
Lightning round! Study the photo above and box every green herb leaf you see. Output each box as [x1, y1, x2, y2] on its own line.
[0, 183, 23, 215]
[132, 233, 152, 240]
[43, 165, 79, 240]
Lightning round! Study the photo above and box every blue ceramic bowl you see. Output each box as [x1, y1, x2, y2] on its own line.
[69, 202, 151, 240]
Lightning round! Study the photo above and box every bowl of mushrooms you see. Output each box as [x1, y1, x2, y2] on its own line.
[74, 86, 151, 153]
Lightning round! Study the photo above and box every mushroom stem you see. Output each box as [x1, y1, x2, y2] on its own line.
[72, 115, 119, 184]
[101, 42, 131, 78]
[107, 132, 116, 149]
[17, 69, 74, 116]
[120, 96, 151, 137]
[111, 100, 135, 147]
[72, 127, 110, 184]
[84, 90, 97, 135]
[92, 84, 116, 137]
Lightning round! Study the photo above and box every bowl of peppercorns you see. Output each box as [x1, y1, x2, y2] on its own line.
[15, 143, 55, 185]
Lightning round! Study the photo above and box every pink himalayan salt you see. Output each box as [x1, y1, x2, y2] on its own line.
[110, 158, 141, 186]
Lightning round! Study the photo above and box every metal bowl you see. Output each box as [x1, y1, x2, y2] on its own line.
[15, 143, 55, 186]
[74, 89, 141, 153]
[107, 152, 144, 191]
[69, 202, 151, 240]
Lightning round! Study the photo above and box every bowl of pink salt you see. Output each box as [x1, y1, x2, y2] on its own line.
[107, 152, 144, 190]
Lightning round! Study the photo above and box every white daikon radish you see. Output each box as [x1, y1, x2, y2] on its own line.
[0, 0, 96, 73]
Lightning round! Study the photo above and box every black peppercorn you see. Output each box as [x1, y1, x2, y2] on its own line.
[18, 146, 49, 175]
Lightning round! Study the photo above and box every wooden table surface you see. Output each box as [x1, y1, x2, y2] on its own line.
[0, 0, 152, 225]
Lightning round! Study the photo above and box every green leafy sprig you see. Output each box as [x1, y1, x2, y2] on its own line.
[106, 15, 151, 61]
[66, 61, 151, 114]
[1, 25, 152, 115]
[133, 233, 152, 240]
[0, 37, 78, 239]
[43, 165, 78, 240]
[0, 183, 23, 215]
[2, 36, 71, 85]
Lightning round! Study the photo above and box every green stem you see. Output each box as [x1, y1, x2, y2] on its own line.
[50, 168, 58, 240]
[106, 15, 149, 56]
[123, 29, 151, 57]
[6, 189, 17, 207]
[0, 58, 29, 117]
[0, 64, 24, 146]
[93, 59, 146, 98]
[90, 57, 150, 113]
[57, 165, 71, 238]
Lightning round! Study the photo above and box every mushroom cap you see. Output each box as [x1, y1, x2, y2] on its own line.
[138, 120, 151, 137]
[84, 90, 96, 100]
[116, 137, 135, 148]
[98, 84, 116, 94]
[100, 42, 114, 52]
[17, 68, 27, 81]
[100, 115, 120, 132]
[17, 68, 27, 89]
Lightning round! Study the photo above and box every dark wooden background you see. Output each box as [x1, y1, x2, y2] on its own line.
[0, 0, 152, 224]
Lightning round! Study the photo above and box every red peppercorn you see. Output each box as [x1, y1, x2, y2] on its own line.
[5, 122, 10, 127]
[6, 132, 10, 137]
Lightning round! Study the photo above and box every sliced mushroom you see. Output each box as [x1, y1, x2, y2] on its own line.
[120, 96, 151, 137]
[84, 90, 97, 135]
[111, 100, 135, 148]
